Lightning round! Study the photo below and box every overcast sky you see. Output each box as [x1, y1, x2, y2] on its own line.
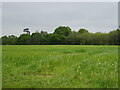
[2, 2, 118, 36]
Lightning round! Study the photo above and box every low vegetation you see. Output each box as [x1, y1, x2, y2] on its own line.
[2, 45, 118, 88]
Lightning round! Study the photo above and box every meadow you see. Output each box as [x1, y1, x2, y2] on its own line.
[2, 45, 118, 88]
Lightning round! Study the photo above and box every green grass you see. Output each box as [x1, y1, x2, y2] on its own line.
[2, 45, 118, 88]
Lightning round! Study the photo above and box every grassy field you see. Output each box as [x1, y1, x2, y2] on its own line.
[2, 45, 118, 88]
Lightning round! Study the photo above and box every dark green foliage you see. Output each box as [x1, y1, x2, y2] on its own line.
[67, 31, 79, 45]
[108, 30, 120, 45]
[31, 32, 42, 45]
[47, 34, 67, 45]
[17, 34, 31, 45]
[1, 36, 9, 45]
[1, 35, 18, 45]
[78, 29, 89, 33]
[54, 26, 72, 36]
[8, 35, 18, 45]
[1, 26, 120, 45]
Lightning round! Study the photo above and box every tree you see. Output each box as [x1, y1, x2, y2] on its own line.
[108, 29, 120, 45]
[17, 34, 31, 45]
[1, 36, 9, 45]
[8, 35, 18, 45]
[76, 33, 88, 45]
[67, 31, 79, 45]
[31, 32, 41, 45]
[78, 29, 89, 34]
[1, 27, 120, 45]
[23, 28, 30, 35]
[54, 26, 72, 36]
[31, 31, 48, 45]
[47, 34, 67, 45]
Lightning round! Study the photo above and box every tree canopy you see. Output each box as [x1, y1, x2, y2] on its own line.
[78, 29, 89, 34]
[54, 26, 72, 36]
[1, 26, 120, 45]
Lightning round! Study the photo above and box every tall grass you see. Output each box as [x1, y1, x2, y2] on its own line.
[2, 45, 118, 88]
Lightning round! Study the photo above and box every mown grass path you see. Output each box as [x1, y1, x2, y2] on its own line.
[2, 45, 118, 88]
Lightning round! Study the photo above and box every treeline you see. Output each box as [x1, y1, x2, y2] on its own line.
[1, 26, 120, 45]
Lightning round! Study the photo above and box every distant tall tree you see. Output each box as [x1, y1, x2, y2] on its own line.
[54, 26, 72, 36]
[108, 29, 120, 45]
[78, 29, 89, 34]
[1, 26, 120, 45]
[48, 34, 66, 45]
[8, 35, 18, 45]
[23, 28, 30, 35]
[1, 36, 9, 45]
[17, 34, 31, 45]
[31, 32, 41, 45]
[41, 31, 48, 35]
[67, 31, 78, 45]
